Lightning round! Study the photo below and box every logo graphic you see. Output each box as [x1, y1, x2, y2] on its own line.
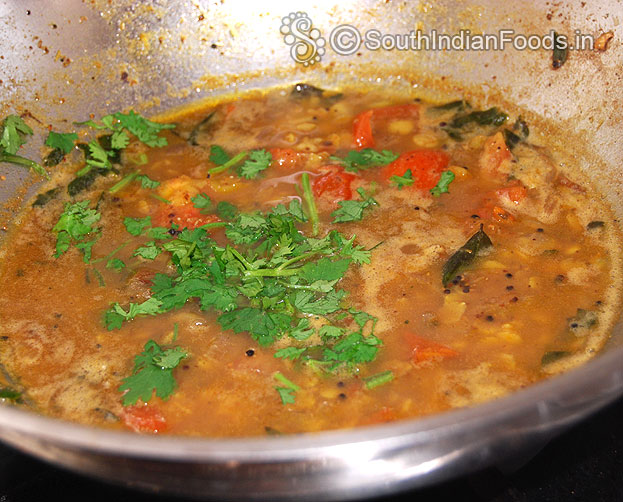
[329, 25, 362, 56]
[280, 12, 326, 66]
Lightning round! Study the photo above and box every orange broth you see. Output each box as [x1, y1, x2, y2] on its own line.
[0, 85, 619, 436]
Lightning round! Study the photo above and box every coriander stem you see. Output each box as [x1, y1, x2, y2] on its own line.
[301, 173, 319, 236]
[91, 240, 130, 264]
[367, 240, 384, 252]
[149, 193, 171, 204]
[197, 222, 228, 229]
[0, 153, 48, 179]
[91, 267, 106, 287]
[276, 251, 318, 271]
[278, 281, 328, 291]
[274, 372, 300, 391]
[363, 370, 394, 390]
[228, 247, 254, 270]
[109, 171, 139, 194]
[243, 268, 298, 278]
[208, 151, 248, 175]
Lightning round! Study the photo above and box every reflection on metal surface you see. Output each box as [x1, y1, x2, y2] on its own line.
[0, 0, 621, 499]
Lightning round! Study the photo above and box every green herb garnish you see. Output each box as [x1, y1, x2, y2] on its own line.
[105, 297, 163, 331]
[123, 216, 152, 236]
[331, 148, 398, 173]
[45, 131, 78, 155]
[105, 200, 380, 374]
[239, 149, 272, 179]
[209, 144, 230, 165]
[273, 372, 300, 404]
[0, 115, 48, 178]
[390, 169, 414, 190]
[78, 110, 175, 148]
[0, 387, 22, 402]
[430, 170, 455, 196]
[331, 187, 378, 223]
[118, 339, 187, 406]
[191, 193, 213, 213]
[363, 370, 394, 389]
[301, 172, 319, 236]
[52, 200, 101, 262]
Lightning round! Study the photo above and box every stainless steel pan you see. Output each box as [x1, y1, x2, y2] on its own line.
[0, 1, 621, 499]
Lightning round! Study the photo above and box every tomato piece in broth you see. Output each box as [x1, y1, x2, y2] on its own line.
[382, 150, 450, 190]
[122, 405, 167, 434]
[312, 165, 357, 203]
[154, 204, 222, 230]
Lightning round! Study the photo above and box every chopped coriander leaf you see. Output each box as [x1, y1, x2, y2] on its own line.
[105, 197, 380, 376]
[217, 201, 239, 220]
[300, 257, 351, 282]
[301, 172, 319, 236]
[136, 174, 160, 189]
[225, 212, 269, 245]
[0, 387, 22, 402]
[133, 241, 161, 260]
[123, 216, 152, 236]
[218, 308, 292, 347]
[363, 370, 394, 389]
[191, 193, 212, 213]
[292, 289, 346, 315]
[108, 111, 175, 148]
[0, 115, 48, 178]
[110, 129, 130, 150]
[289, 318, 315, 341]
[208, 151, 248, 175]
[128, 152, 149, 165]
[0, 115, 33, 154]
[45, 131, 78, 155]
[322, 332, 381, 367]
[52, 201, 101, 259]
[390, 169, 414, 190]
[86, 138, 112, 170]
[118, 339, 187, 406]
[239, 149, 272, 179]
[430, 170, 455, 197]
[330, 232, 372, 265]
[105, 297, 163, 330]
[76, 139, 114, 177]
[331, 188, 378, 223]
[106, 258, 126, 270]
[114, 111, 176, 147]
[76, 238, 99, 263]
[319, 325, 346, 339]
[148, 226, 173, 240]
[276, 387, 296, 404]
[331, 148, 398, 173]
[274, 372, 300, 404]
[349, 309, 378, 332]
[209, 145, 230, 165]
